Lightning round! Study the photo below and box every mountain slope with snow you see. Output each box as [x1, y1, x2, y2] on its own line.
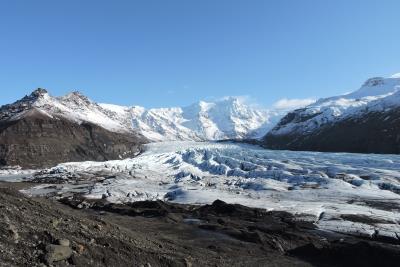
[100, 97, 285, 141]
[264, 74, 400, 153]
[0, 88, 136, 134]
[0, 89, 147, 167]
[1, 89, 288, 143]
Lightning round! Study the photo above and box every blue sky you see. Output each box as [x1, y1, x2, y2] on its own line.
[1, 0, 400, 108]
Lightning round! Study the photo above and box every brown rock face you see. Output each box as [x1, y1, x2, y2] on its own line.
[0, 110, 147, 168]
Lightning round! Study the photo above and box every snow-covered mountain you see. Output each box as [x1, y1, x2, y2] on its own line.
[264, 74, 400, 153]
[0, 88, 134, 134]
[100, 97, 285, 141]
[1, 89, 287, 142]
[0, 89, 147, 167]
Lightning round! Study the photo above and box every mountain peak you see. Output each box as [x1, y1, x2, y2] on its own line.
[390, 73, 400, 79]
[65, 91, 87, 99]
[16, 88, 50, 105]
[186, 97, 247, 115]
[29, 88, 49, 99]
[0, 88, 51, 121]
[62, 91, 92, 105]
[347, 76, 400, 99]
[219, 96, 242, 105]
[70, 90, 85, 97]
[362, 77, 385, 87]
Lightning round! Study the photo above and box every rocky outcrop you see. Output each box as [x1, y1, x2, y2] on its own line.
[0, 89, 147, 168]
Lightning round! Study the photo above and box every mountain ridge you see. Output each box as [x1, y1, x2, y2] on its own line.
[0, 89, 147, 168]
[100, 96, 286, 141]
[264, 74, 400, 154]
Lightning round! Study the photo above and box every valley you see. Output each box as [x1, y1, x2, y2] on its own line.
[3, 141, 400, 243]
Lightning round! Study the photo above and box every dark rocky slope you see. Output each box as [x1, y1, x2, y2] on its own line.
[0, 111, 146, 168]
[1, 182, 399, 267]
[263, 107, 400, 154]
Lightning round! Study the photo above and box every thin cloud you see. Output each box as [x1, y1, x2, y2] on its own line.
[272, 98, 316, 111]
[166, 90, 175, 95]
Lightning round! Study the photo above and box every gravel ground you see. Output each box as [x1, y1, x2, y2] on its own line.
[0, 182, 399, 267]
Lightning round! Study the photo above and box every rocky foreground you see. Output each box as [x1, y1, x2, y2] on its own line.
[1, 182, 400, 267]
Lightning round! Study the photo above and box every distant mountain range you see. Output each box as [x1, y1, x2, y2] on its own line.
[0, 88, 288, 142]
[264, 74, 400, 154]
[100, 98, 285, 141]
[1, 72, 400, 168]
[0, 89, 287, 167]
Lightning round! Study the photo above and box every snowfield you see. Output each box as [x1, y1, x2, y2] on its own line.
[4, 141, 400, 240]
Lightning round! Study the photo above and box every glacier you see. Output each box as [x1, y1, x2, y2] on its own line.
[6, 141, 400, 240]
